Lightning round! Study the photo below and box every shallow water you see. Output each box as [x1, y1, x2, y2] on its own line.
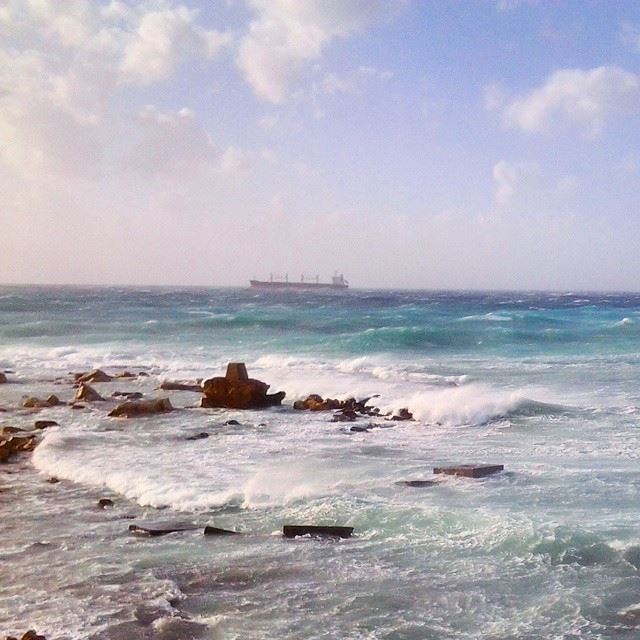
[2, 286, 640, 639]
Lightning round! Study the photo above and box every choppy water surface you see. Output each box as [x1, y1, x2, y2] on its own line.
[2, 286, 640, 639]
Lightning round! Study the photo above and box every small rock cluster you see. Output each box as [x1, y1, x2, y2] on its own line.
[294, 394, 413, 423]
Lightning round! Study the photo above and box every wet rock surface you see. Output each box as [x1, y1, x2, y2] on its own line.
[201, 363, 285, 409]
[75, 384, 104, 402]
[108, 398, 173, 418]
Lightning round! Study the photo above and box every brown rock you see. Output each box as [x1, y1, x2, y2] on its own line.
[108, 398, 173, 418]
[201, 364, 285, 409]
[76, 369, 112, 383]
[98, 498, 114, 508]
[21, 631, 47, 640]
[9, 434, 38, 452]
[75, 384, 104, 402]
[114, 371, 135, 378]
[0, 372, 7, 384]
[225, 362, 248, 380]
[46, 394, 62, 406]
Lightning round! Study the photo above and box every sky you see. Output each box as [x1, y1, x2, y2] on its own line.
[1, 0, 640, 290]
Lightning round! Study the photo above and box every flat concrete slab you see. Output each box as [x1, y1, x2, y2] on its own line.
[433, 464, 504, 478]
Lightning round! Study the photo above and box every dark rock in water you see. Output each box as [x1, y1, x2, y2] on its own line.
[75, 369, 112, 383]
[160, 381, 202, 392]
[332, 408, 357, 422]
[349, 425, 370, 432]
[71, 404, 85, 410]
[109, 398, 173, 418]
[47, 477, 60, 484]
[396, 480, 437, 488]
[186, 432, 209, 440]
[75, 383, 104, 402]
[98, 498, 114, 508]
[433, 464, 504, 478]
[204, 525, 241, 536]
[138, 371, 150, 377]
[34, 420, 58, 430]
[0, 372, 7, 384]
[129, 523, 198, 536]
[111, 391, 143, 400]
[390, 408, 413, 421]
[201, 363, 285, 409]
[283, 525, 354, 539]
[114, 371, 135, 378]
[225, 419, 241, 426]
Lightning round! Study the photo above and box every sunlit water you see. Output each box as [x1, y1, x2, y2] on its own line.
[2, 286, 640, 639]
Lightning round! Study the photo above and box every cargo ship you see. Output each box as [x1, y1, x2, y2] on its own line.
[250, 273, 349, 290]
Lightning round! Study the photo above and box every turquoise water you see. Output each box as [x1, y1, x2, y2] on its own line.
[1, 286, 640, 639]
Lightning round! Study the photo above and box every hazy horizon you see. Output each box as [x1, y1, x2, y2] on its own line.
[2, 1, 640, 290]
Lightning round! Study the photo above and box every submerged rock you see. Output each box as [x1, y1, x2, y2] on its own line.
[201, 363, 285, 409]
[98, 498, 114, 508]
[34, 420, 58, 429]
[111, 391, 143, 400]
[129, 523, 198, 536]
[75, 383, 104, 402]
[108, 397, 173, 418]
[186, 432, 209, 440]
[0, 372, 7, 384]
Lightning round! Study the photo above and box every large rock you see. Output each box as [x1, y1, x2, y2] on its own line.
[108, 398, 173, 418]
[75, 384, 104, 402]
[200, 363, 285, 409]
[0, 372, 7, 384]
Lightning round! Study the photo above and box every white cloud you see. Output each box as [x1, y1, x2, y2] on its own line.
[237, 0, 406, 103]
[0, 1, 232, 178]
[502, 66, 640, 136]
[119, 5, 232, 85]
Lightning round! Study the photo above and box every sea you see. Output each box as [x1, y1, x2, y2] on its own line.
[2, 285, 640, 640]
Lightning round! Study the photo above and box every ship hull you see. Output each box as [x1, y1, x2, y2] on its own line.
[250, 280, 348, 290]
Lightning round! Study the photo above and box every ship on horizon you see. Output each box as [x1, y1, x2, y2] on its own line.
[250, 272, 349, 290]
